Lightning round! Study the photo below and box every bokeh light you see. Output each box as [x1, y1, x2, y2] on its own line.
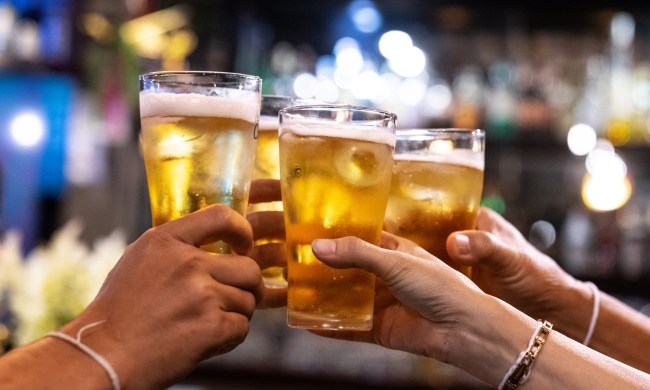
[293, 72, 318, 98]
[585, 149, 627, 179]
[10, 112, 45, 148]
[398, 78, 427, 106]
[582, 173, 632, 212]
[378, 30, 412, 59]
[567, 123, 597, 156]
[315, 77, 339, 102]
[421, 82, 453, 116]
[351, 70, 380, 100]
[335, 46, 364, 76]
[581, 140, 632, 212]
[348, 0, 382, 33]
[388, 46, 426, 77]
[529, 220, 557, 250]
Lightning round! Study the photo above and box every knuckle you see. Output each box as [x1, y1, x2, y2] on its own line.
[338, 236, 366, 255]
[241, 293, 257, 318]
[189, 279, 216, 305]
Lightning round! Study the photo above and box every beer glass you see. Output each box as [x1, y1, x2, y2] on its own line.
[384, 129, 485, 278]
[139, 71, 261, 253]
[252, 95, 319, 288]
[279, 105, 397, 330]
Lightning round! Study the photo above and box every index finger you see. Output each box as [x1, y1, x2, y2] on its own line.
[249, 179, 281, 203]
[156, 204, 253, 255]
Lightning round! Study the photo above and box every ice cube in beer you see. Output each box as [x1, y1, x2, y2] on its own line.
[400, 181, 440, 201]
[333, 143, 387, 187]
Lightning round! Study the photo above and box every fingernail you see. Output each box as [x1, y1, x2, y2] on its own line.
[312, 239, 336, 255]
[455, 234, 471, 255]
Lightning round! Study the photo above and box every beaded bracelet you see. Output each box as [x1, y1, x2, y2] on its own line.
[499, 320, 553, 390]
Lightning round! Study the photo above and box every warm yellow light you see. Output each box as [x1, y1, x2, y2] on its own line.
[119, 5, 192, 58]
[429, 139, 454, 153]
[606, 119, 632, 146]
[164, 30, 197, 61]
[80, 13, 114, 43]
[582, 173, 632, 212]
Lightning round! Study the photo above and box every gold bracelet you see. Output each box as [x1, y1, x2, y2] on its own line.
[499, 320, 553, 390]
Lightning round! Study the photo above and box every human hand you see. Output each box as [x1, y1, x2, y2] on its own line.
[61, 205, 264, 389]
[445, 207, 590, 339]
[310, 232, 485, 363]
[247, 179, 287, 308]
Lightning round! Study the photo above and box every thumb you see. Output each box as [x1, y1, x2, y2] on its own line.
[159, 204, 253, 255]
[446, 231, 522, 273]
[312, 237, 415, 283]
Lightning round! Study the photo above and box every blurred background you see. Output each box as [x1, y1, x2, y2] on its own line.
[1, 0, 650, 388]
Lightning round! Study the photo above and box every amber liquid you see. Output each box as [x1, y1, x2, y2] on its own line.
[384, 158, 484, 277]
[280, 130, 394, 330]
[250, 123, 287, 287]
[141, 115, 256, 253]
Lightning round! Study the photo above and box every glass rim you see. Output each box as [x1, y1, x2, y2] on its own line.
[396, 128, 485, 138]
[261, 95, 322, 110]
[279, 104, 397, 121]
[139, 70, 262, 84]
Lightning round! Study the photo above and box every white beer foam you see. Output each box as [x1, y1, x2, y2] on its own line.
[394, 151, 484, 171]
[258, 116, 278, 131]
[282, 123, 396, 147]
[139, 90, 260, 122]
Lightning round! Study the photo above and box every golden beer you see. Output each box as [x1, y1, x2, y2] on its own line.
[280, 106, 396, 330]
[384, 129, 485, 277]
[253, 116, 282, 180]
[253, 96, 322, 182]
[139, 72, 261, 253]
[252, 96, 320, 288]
[252, 116, 286, 287]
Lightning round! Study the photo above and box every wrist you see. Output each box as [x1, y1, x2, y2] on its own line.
[545, 278, 593, 342]
[0, 337, 112, 389]
[445, 292, 539, 386]
[61, 314, 133, 389]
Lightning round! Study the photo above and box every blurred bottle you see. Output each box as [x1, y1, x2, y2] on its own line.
[485, 60, 516, 140]
[605, 12, 635, 147]
[451, 65, 484, 129]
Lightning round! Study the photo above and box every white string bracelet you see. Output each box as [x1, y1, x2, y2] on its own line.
[498, 320, 553, 390]
[583, 281, 600, 346]
[47, 321, 120, 390]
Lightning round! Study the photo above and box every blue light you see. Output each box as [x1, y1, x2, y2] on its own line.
[348, 0, 382, 34]
[0, 73, 74, 252]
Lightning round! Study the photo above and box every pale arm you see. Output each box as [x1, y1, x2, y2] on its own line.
[450, 292, 650, 389]
[447, 207, 650, 373]
[311, 234, 650, 389]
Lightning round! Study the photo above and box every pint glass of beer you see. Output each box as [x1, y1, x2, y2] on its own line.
[139, 71, 261, 253]
[279, 105, 397, 330]
[252, 95, 319, 288]
[384, 129, 485, 278]
[253, 96, 319, 182]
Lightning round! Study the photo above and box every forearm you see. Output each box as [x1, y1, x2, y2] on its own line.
[549, 280, 650, 372]
[446, 294, 650, 389]
[528, 329, 650, 389]
[0, 337, 111, 389]
[588, 291, 650, 372]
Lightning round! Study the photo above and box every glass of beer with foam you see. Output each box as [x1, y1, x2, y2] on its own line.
[252, 95, 320, 288]
[139, 71, 261, 253]
[279, 105, 396, 330]
[384, 129, 485, 278]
